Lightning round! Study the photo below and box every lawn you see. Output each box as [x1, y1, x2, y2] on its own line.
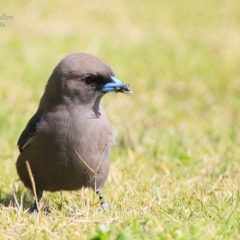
[1, 0, 240, 239]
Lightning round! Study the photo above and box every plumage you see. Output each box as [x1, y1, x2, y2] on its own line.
[16, 52, 131, 211]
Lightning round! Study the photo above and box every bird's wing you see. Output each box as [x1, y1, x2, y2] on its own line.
[17, 111, 42, 152]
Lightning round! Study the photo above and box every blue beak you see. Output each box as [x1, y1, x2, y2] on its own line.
[102, 76, 132, 93]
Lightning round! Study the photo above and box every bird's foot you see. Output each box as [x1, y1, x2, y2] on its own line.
[31, 189, 43, 213]
[100, 200, 109, 210]
[96, 190, 109, 211]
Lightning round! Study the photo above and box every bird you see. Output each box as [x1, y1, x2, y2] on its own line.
[16, 52, 132, 211]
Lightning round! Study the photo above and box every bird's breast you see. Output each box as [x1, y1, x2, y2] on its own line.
[40, 106, 114, 168]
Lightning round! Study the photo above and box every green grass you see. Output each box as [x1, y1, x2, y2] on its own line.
[1, 0, 240, 239]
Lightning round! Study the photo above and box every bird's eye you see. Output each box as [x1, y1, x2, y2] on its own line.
[85, 76, 97, 85]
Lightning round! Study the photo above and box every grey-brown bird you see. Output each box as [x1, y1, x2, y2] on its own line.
[16, 52, 132, 211]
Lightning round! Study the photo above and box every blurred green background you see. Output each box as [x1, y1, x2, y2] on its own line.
[1, 0, 240, 239]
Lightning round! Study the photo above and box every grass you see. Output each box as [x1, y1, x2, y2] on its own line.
[1, 0, 240, 239]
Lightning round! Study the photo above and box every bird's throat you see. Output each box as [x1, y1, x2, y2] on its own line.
[91, 95, 102, 118]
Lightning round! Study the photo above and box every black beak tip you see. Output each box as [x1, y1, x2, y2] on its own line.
[116, 84, 133, 94]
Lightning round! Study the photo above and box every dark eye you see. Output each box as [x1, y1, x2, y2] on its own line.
[85, 76, 97, 85]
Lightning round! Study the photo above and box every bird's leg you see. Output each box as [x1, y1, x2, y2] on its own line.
[32, 189, 43, 212]
[96, 190, 108, 210]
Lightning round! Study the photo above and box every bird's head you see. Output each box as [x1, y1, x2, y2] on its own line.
[44, 52, 132, 106]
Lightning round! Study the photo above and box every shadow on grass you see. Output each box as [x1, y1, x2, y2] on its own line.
[0, 187, 54, 215]
[0, 186, 33, 211]
[0, 184, 67, 214]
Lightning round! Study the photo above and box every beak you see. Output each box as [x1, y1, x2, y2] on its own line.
[102, 76, 133, 93]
